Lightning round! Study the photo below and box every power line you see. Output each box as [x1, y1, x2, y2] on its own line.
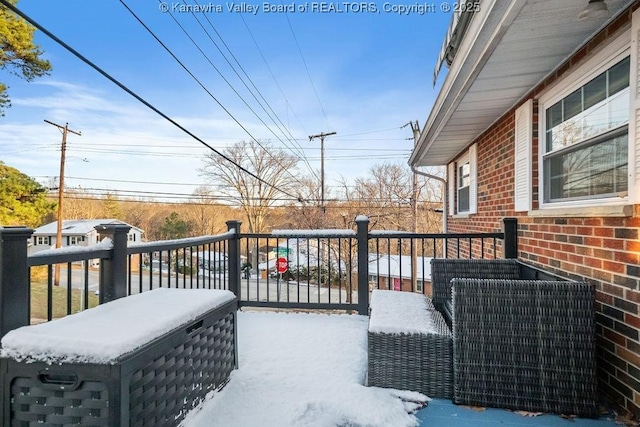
[56, 191, 414, 205]
[238, 13, 309, 136]
[119, 0, 309, 194]
[64, 146, 406, 161]
[188, 0, 314, 168]
[282, 5, 333, 131]
[0, 0, 302, 202]
[157, 1, 314, 184]
[36, 175, 378, 191]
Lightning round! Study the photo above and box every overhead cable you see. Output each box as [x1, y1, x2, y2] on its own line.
[0, 0, 302, 201]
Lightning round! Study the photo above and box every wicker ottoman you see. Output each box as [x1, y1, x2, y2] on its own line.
[1, 288, 238, 427]
[367, 290, 452, 398]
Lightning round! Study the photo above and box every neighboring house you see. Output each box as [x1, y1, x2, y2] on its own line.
[30, 219, 144, 257]
[409, 0, 639, 417]
[368, 254, 432, 294]
[257, 238, 346, 279]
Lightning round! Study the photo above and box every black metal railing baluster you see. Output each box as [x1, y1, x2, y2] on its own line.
[66, 262, 72, 316]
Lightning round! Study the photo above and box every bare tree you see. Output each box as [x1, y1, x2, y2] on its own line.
[199, 140, 301, 233]
[337, 163, 413, 231]
[284, 176, 324, 229]
[184, 186, 228, 235]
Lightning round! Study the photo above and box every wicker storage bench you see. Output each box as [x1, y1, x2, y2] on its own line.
[0, 288, 238, 427]
[451, 278, 598, 417]
[367, 290, 452, 398]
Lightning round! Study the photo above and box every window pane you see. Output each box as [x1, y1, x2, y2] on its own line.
[458, 186, 470, 212]
[544, 56, 629, 156]
[583, 73, 606, 111]
[545, 134, 628, 202]
[564, 89, 582, 121]
[609, 88, 630, 128]
[458, 163, 470, 187]
[546, 102, 563, 130]
[609, 57, 630, 96]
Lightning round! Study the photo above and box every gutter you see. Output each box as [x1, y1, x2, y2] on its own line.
[409, 123, 448, 233]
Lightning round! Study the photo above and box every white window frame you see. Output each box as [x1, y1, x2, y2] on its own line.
[68, 236, 81, 245]
[537, 28, 632, 210]
[448, 143, 477, 216]
[35, 236, 48, 246]
[457, 153, 471, 213]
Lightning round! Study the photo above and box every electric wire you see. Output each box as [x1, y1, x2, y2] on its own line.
[58, 193, 423, 210]
[55, 189, 414, 205]
[238, 13, 309, 136]
[120, 0, 307, 193]
[189, 0, 314, 172]
[159, 2, 315, 185]
[281, 2, 334, 131]
[0, 0, 302, 201]
[37, 176, 379, 191]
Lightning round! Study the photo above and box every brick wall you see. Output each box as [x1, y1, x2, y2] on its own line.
[446, 5, 640, 417]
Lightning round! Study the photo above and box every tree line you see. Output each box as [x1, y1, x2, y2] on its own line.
[1, 140, 444, 240]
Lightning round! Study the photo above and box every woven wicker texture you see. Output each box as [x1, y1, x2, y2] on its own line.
[9, 379, 110, 426]
[129, 312, 236, 427]
[451, 278, 598, 417]
[368, 294, 453, 398]
[3, 301, 237, 427]
[431, 259, 520, 317]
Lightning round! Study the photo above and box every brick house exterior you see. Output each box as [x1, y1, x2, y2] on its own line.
[411, 0, 640, 417]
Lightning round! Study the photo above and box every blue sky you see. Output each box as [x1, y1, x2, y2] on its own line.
[1, 1, 451, 202]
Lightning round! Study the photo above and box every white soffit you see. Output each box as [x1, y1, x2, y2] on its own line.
[412, 0, 636, 167]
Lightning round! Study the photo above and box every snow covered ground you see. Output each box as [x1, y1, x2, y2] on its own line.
[181, 310, 429, 427]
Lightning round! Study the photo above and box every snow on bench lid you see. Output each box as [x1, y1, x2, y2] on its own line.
[368, 289, 442, 335]
[0, 288, 236, 365]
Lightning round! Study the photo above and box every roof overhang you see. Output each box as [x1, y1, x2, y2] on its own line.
[410, 0, 637, 167]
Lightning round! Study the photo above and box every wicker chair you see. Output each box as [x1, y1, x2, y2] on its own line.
[431, 259, 521, 325]
[451, 278, 598, 417]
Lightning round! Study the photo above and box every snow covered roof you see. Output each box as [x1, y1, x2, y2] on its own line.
[368, 254, 432, 281]
[194, 251, 228, 259]
[33, 219, 143, 236]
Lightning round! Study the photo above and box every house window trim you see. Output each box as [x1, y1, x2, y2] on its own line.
[449, 143, 477, 217]
[537, 32, 632, 211]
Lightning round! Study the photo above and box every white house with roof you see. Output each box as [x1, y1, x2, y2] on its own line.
[368, 254, 432, 294]
[29, 219, 144, 256]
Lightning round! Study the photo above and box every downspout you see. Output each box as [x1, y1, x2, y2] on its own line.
[409, 122, 448, 233]
[411, 164, 448, 234]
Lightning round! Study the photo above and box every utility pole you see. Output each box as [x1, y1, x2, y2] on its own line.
[45, 120, 81, 286]
[308, 131, 336, 226]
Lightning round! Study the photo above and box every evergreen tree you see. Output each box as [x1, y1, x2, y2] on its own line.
[0, 162, 55, 226]
[160, 212, 192, 239]
[0, 0, 52, 116]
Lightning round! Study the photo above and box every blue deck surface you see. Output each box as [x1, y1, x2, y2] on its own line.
[416, 399, 620, 426]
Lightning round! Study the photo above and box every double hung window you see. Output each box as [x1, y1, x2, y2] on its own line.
[543, 57, 629, 203]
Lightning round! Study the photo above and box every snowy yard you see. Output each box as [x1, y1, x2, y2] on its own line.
[182, 310, 428, 427]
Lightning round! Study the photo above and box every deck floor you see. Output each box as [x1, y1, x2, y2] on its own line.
[416, 399, 623, 426]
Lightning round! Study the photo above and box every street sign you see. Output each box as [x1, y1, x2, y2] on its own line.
[276, 257, 288, 274]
